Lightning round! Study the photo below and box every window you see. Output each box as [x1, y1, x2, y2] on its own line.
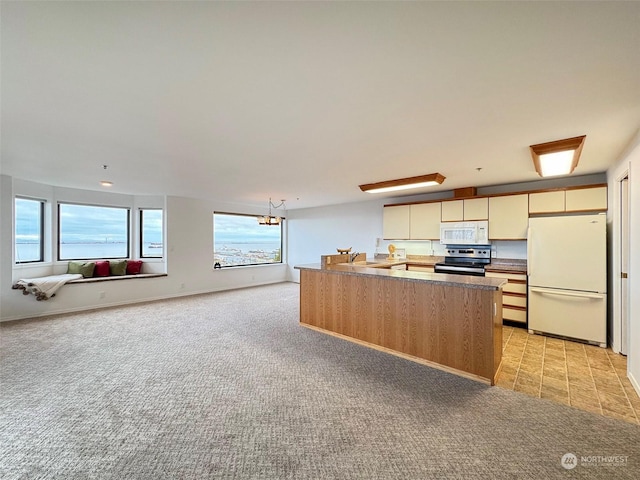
[213, 212, 283, 267]
[140, 209, 163, 258]
[58, 203, 130, 260]
[15, 197, 44, 263]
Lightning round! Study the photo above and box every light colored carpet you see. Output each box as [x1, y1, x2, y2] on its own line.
[1, 282, 639, 479]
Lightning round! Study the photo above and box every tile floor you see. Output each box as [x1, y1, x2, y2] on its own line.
[497, 326, 640, 425]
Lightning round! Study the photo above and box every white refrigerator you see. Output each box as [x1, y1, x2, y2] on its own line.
[527, 213, 607, 347]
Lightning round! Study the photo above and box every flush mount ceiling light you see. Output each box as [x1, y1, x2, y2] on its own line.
[257, 198, 286, 226]
[530, 135, 586, 178]
[99, 165, 113, 187]
[359, 173, 445, 194]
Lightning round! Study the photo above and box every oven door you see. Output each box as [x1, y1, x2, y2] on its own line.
[434, 263, 486, 277]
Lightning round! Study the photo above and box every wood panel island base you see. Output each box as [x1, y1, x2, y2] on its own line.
[295, 264, 506, 385]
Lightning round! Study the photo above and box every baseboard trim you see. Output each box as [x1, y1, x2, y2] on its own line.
[628, 370, 640, 398]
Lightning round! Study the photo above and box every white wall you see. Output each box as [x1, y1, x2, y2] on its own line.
[285, 175, 605, 284]
[607, 131, 640, 395]
[0, 176, 287, 322]
[4, 169, 624, 359]
[0, 176, 13, 321]
[608, 154, 630, 353]
[286, 196, 528, 284]
[629, 149, 640, 393]
[287, 199, 386, 282]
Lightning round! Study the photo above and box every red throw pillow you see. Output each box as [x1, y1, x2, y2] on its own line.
[94, 261, 110, 277]
[126, 260, 143, 275]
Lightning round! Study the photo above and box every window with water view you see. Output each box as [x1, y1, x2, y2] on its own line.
[213, 212, 282, 267]
[140, 209, 163, 258]
[15, 197, 44, 263]
[58, 203, 130, 260]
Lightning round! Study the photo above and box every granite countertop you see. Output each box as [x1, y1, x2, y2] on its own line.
[485, 259, 527, 273]
[369, 254, 526, 272]
[295, 262, 506, 291]
[374, 254, 443, 266]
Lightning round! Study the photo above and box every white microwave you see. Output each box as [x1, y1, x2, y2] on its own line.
[440, 221, 489, 245]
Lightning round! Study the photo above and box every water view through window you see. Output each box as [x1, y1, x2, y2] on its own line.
[214, 212, 282, 267]
[58, 203, 130, 260]
[15, 198, 44, 263]
[141, 209, 164, 257]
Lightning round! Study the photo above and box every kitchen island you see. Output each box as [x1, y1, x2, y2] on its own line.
[295, 262, 506, 384]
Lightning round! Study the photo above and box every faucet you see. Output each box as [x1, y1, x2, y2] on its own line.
[349, 252, 360, 263]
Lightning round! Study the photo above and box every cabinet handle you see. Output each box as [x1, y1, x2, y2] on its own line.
[526, 227, 532, 276]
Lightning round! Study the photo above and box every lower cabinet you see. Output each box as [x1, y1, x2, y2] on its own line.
[485, 271, 527, 326]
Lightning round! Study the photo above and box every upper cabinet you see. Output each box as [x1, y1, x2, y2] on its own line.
[565, 186, 607, 212]
[441, 198, 488, 222]
[410, 203, 441, 239]
[529, 186, 607, 214]
[384, 184, 607, 240]
[528, 191, 565, 213]
[383, 203, 441, 239]
[489, 194, 529, 239]
[383, 205, 410, 239]
[441, 200, 463, 221]
[463, 197, 489, 220]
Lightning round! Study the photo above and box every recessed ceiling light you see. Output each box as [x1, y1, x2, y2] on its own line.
[100, 181, 113, 187]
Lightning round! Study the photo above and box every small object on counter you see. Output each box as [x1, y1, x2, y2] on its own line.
[388, 244, 396, 260]
[337, 248, 352, 254]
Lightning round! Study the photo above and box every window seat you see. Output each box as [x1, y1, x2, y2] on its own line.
[67, 273, 167, 284]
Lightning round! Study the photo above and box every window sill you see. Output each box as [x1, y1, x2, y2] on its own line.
[67, 273, 167, 284]
[212, 262, 285, 270]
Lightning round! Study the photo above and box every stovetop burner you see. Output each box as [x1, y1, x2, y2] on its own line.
[435, 245, 492, 277]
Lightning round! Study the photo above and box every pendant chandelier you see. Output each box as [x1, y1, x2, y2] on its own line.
[257, 198, 286, 225]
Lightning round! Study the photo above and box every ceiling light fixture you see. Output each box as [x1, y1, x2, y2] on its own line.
[530, 135, 586, 177]
[258, 198, 286, 225]
[359, 173, 445, 194]
[100, 181, 113, 187]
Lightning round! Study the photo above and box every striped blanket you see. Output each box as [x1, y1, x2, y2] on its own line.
[12, 274, 83, 301]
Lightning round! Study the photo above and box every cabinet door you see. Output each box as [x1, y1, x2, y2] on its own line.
[489, 194, 529, 239]
[441, 200, 464, 222]
[463, 198, 489, 220]
[503, 307, 527, 324]
[410, 203, 441, 239]
[529, 191, 565, 213]
[383, 205, 410, 239]
[565, 186, 607, 212]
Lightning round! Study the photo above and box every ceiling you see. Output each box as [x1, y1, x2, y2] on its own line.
[2, 1, 639, 210]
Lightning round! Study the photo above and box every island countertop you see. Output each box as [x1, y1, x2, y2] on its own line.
[295, 262, 506, 291]
[296, 260, 506, 384]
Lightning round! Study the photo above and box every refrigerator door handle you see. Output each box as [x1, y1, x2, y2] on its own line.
[529, 287, 605, 300]
[526, 226, 532, 276]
